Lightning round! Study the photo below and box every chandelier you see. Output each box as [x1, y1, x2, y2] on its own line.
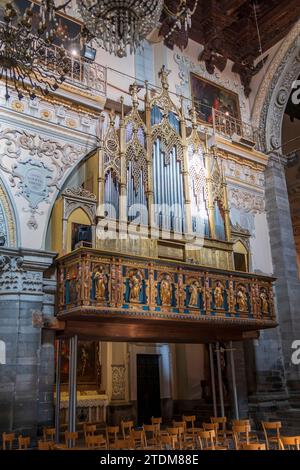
[77, 1, 164, 58]
[77, 0, 197, 57]
[0, 1, 71, 100]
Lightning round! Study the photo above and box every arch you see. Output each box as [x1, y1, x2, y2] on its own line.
[66, 207, 92, 253]
[0, 176, 18, 247]
[0, 340, 6, 365]
[233, 240, 249, 272]
[252, 20, 300, 152]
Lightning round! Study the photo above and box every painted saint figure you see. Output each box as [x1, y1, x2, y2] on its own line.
[214, 281, 224, 308]
[129, 272, 141, 302]
[236, 285, 247, 312]
[94, 268, 107, 301]
[260, 290, 269, 314]
[189, 281, 199, 307]
[161, 278, 172, 306]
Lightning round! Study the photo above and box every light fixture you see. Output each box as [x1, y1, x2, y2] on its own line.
[0, 1, 72, 100]
[76, 0, 197, 58]
[76, 0, 164, 58]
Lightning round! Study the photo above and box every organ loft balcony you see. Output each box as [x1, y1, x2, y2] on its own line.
[52, 67, 276, 343]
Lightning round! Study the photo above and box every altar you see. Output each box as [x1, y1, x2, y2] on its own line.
[57, 392, 109, 424]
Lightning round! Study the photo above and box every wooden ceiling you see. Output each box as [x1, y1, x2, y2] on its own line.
[160, 0, 300, 96]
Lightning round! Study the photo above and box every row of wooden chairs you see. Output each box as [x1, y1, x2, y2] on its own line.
[2, 433, 30, 450]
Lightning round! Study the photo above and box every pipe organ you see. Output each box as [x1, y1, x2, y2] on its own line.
[96, 67, 232, 268]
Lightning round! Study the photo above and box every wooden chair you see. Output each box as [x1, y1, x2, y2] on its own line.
[86, 434, 107, 449]
[43, 427, 56, 442]
[106, 426, 119, 449]
[240, 442, 266, 450]
[64, 431, 78, 448]
[197, 430, 216, 450]
[232, 419, 258, 442]
[232, 424, 251, 450]
[2, 432, 15, 450]
[151, 417, 162, 430]
[201, 424, 228, 450]
[18, 436, 30, 450]
[167, 426, 185, 450]
[38, 440, 54, 450]
[130, 429, 145, 449]
[114, 438, 135, 450]
[279, 436, 300, 450]
[121, 420, 134, 439]
[262, 421, 282, 449]
[183, 415, 196, 434]
[211, 417, 232, 439]
[84, 424, 97, 443]
[143, 424, 159, 449]
[159, 434, 175, 450]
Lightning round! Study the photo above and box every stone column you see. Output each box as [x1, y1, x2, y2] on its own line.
[0, 248, 56, 438]
[265, 153, 300, 399]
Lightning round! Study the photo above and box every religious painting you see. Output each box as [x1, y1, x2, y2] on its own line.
[190, 73, 241, 124]
[0, 0, 82, 50]
[59, 340, 100, 386]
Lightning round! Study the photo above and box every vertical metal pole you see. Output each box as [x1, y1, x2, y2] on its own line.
[216, 342, 225, 417]
[209, 343, 217, 417]
[229, 341, 239, 420]
[55, 338, 62, 443]
[68, 337, 74, 447]
[72, 335, 78, 434]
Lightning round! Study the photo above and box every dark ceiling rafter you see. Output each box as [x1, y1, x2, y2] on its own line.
[161, 0, 300, 97]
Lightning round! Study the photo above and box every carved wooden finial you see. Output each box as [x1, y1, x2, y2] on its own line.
[129, 82, 139, 108]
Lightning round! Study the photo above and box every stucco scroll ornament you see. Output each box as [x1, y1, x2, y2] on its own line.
[0, 127, 84, 229]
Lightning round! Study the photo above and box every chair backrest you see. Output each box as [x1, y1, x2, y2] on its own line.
[240, 442, 266, 450]
[64, 431, 78, 447]
[262, 421, 281, 448]
[160, 434, 175, 450]
[131, 429, 145, 449]
[183, 415, 195, 430]
[121, 420, 134, 438]
[18, 435, 30, 450]
[232, 424, 250, 450]
[210, 417, 227, 431]
[38, 440, 54, 450]
[232, 419, 251, 427]
[167, 426, 185, 449]
[2, 432, 15, 450]
[203, 422, 219, 432]
[173, 421, 186, 432]
[280, 436, 300, 450]
[197, 430, 215, 450]
[43, 427, 56, 441]
[86, 434, 106, 449]
[151, 417, 162, 428]
[106, 426, 119, 443]
[114, 438, 134, 450]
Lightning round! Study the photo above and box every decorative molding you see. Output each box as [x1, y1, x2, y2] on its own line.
[0, 127, 85, 229]
[111, 365, 126, 401]
[0, 183, 16, 247]
[229, 187, 265, 214]
[174, 52, 249, 122]
[252, 20, 300, 151]
[0, 254, 43, 292]
[63, 187, 97, 201]
[62, 187, 97, 224]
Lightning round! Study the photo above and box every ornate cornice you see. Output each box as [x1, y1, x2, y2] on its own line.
[251, 20, 300, 151]
[63, 187, 97, 201]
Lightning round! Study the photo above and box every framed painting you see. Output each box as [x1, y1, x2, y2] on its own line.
[59, 340, 100, 387]
[1, 0, 82, 50]
[190, 73, 241, 124]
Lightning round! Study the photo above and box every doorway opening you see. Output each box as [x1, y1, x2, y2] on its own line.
[137, 354, 161, 425]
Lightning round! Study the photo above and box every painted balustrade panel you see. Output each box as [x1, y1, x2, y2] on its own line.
[57, 249, 276, 325]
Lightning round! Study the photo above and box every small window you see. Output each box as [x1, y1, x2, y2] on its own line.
[233, 240, 249, 272]
[234, 252, 247, 272]
[71, 223, 92, 250]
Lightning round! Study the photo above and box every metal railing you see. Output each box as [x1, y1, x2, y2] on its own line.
[39, 43, 107, 97]
[212, 109, 262, 151]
